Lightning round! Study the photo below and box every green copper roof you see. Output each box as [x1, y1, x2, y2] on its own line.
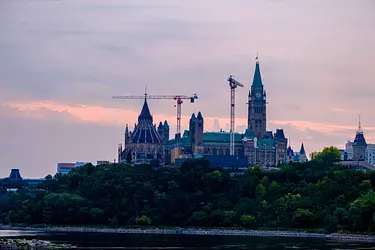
[252, 62, 263, 87]
[244, 129, 255, 139]
[183, 130, 189, 137]
[166, 136, 191, 148]
[203, 132, 243, 143]
[257, 139, 275, 147]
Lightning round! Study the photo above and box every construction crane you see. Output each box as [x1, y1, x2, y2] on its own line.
[227, 75, 244, 155]
[113, 93, 198, 139]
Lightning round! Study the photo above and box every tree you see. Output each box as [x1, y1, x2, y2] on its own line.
[311, 146, 342, 163]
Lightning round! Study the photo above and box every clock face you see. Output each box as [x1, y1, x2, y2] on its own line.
[255, 92, 261, 99]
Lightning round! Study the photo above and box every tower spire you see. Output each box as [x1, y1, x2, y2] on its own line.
[144, 86, 147, 100]
[357, 113, 363, 133]
[255, 52, 259, 63]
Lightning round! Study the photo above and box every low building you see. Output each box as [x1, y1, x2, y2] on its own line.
[97, 160, 110, 165]
[57, 163, 75, 175]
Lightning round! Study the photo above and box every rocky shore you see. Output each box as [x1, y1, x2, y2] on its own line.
[0, 238, 75, 249]
[1, 225, 375, 243]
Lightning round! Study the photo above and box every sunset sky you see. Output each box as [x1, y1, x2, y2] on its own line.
[1, 0, 374, 177]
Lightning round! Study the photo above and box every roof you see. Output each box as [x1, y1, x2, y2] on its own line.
[183, 130, 189, 137]
[353, 132, 367, 146]
[251, 62, 263, 90]
[300, 143, 306, 155]
[131, 98, 163, 144]
[190, 113, 196, 122]
[164, 120, 169, 127]
[138, 98, 153, 123]
[58, 163, 75, 168]
[244, 129, 255, 139]
[9, 169, 22, 180]
[274, 129, 286, 140]
[203, 132, 243, 143]
[257, 139, 275, 147]
[197, 112, 203, 120]
[264, 131, 274, 139]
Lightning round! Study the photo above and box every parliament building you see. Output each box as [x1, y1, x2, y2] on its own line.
[118, 60, 306, 166]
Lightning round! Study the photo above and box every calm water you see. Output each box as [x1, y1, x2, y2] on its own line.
[0, 230, 374, 249]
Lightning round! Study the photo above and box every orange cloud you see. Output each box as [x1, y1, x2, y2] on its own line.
[6, 101, 375, 143]
[271, 119, 375, 134]
[5, 101, 246, 132]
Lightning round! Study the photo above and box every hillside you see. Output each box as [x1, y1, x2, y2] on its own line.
[1, 154, 375, 233]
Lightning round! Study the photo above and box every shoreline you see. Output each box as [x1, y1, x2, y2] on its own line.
[1, 225, 375, 243]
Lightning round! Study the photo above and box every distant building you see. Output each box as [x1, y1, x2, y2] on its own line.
[117, 96, 169, 164]
[97, 160, 110, 165]
[286, 143, 308, 163]
[116, 59, 305, 167]
[57, 163, 75, 175]
[9, 169, 22, 181]
[365, 144, 375, 165]
[57, 162, 90, 175]
[343, 118, 374, 165]
[1, 169, 45, 190]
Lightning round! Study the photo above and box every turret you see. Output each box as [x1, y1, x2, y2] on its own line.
[352, 116, 367, 161]
[163, 120, 170, 142]
[189, 113, 196, 145]
[194, 112, 204, 156]
[124, 124, 130, 149]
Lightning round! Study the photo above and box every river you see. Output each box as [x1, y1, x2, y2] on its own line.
[0, 229, 374, 249]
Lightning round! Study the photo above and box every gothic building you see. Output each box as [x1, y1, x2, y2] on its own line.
[118, 59, 303, 167]
[248, 60, 267, 138]
[352, 119, 367, 161]
[286, 143, 307, 162]
[118, 97, 169, 164]
[166, 60, 290, 166]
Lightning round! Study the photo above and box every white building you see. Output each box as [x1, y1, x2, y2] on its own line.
[345, 141, 353, 160]
[365, 144, 375, 165]
[57, 162, 90, 175]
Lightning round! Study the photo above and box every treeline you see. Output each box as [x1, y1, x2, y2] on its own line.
[1, 148, 375, 233]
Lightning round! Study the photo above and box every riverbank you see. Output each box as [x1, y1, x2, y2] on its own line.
[1, 225, 375, 243]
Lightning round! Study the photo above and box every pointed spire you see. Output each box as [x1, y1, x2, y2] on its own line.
[252, 59, 263, 88]
[300, 143, 305, 155]
[138, 98, 153, 122]
[197, 112, 203, 120]
[158, 121, 163, 128]
[125, 124, 129, 135]
[357, 113, 363, 134]
[190, 113, 196, 121]
[164, 120, 169, 127]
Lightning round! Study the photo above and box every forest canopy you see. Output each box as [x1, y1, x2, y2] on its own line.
[1, 149, 375, 233]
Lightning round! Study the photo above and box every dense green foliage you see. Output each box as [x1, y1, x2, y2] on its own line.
[1, 153, 375, 233]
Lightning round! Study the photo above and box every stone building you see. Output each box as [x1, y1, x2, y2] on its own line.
[166, 60, 291, 166]
[118, 97, 169, 164]
[286, 143, 307, 163]
[351, 119, 367, 161]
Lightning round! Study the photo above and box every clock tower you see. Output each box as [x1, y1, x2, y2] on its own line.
[248, 59, 267, 138]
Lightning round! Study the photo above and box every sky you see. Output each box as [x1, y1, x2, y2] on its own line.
[0, 0, 374, 178]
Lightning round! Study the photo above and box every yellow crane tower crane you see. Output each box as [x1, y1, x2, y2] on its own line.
[227, 75, 244, 155]
[113, 92, 198, 139]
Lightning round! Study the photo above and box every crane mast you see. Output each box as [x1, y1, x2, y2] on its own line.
[227, 75, 244, 155]
[113, 93, 198, 139]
